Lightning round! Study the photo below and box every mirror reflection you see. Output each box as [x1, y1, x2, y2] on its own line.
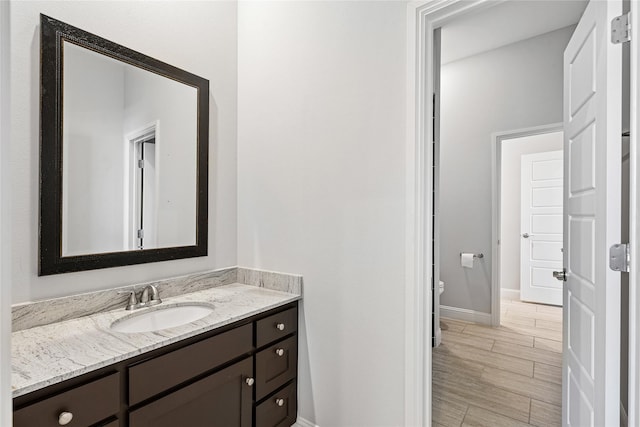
[61, 41, 198, 256]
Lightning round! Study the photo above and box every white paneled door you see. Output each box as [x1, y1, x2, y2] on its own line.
[562, 0, 622, 425]
[520, 150, 563, 306]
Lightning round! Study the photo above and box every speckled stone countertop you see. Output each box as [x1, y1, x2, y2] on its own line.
[12, 282, 300, 398]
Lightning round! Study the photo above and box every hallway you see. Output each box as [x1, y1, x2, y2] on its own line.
[432, 299, 562, 426]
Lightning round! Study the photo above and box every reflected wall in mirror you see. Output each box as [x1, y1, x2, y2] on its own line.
[40, 15, 209, 275]
[62, 42, 198, 255]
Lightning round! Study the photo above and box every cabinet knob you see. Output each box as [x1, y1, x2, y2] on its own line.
[58, 411, 73, 425]
[245, 377, 255, 386]
[275, 348, 285, 356]
[276, 323, 286, 331]
[275, 398, 285, 407]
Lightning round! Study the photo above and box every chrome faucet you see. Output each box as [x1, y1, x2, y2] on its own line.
[118, 285, 162, 310]
[139, 285, 162, 307]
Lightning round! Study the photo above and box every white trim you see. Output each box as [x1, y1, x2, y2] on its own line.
[404, 4, 427, 426]
[124, 121, 159, 250]
[405, 2, 504, 425]
[294, 417, 318, 427]
[432, 25, 442, 350]
[628, 1, 640, 425]
[0, 1, 11, 426]
[490, 123, 563, 326]
[500, 288, 520, 301]
[490, 129, 501, 326]
[440, 306, 492, 325]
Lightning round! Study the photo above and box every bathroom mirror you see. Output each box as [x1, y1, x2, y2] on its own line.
[39, 15, 209, 275]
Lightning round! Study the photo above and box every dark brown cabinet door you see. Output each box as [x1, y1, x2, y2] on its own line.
[129, 357, 253, 427]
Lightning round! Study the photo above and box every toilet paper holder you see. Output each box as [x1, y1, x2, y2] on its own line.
[460, 252, 484, 259]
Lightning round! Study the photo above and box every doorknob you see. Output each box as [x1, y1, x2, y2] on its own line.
[522, 233, 530, 238]
[553, 269, 567, 281]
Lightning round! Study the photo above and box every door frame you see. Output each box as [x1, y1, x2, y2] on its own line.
[628, 4, 640, 426]
[405, 1, 639, 426]
[125, 122, 159, 250]
[404, 1, 505, 424]
[490, 123, 563, 326]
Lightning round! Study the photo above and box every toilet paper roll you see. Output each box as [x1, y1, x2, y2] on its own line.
[460, 253, 474, 268]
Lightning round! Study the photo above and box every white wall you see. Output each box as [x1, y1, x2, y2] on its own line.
[1, 1, 11, 424]
[439, 26, 573, 314]
[63, 44, 126, 255]
[10, 1, 237, 303]
[123, 65, 198, 249]
[238, 2, 407, 425]
[500, 131, 563, 293]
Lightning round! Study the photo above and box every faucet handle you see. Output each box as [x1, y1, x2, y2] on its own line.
[117, 289, 138, 310]
[142, 285, 162, 306]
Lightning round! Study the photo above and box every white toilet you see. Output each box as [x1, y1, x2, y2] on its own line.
[439, 280, 444, 295]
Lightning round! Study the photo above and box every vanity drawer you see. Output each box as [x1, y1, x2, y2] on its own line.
[255, 381, 297, 427]
[13, 372, 119, 427]
[129, 323, 252, 405]
[256, 307, 297, 347]
[255, 335, 297, 400]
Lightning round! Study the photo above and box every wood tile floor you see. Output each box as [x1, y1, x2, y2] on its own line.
[432, 298, 563, 427]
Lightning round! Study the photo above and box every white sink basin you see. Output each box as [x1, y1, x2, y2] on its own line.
[110, 303, 214, 333]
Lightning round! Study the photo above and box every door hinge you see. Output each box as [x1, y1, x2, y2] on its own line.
[609, 243, 630, 272]
[137, 159, 144, 169]
[612, 12, 631, 44]
[137, 229, 144, 239]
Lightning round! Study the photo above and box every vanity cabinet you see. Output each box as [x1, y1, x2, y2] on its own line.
[128, 323, 253, 406]
[129, 357, 253, 427]
[13, 302, 298, 427]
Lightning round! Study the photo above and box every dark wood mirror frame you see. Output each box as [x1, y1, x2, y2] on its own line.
[39, 14, 209, 276]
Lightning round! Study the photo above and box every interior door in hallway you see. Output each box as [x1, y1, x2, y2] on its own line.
[520, 150, 563, 306]
[562, 0, 622, 425]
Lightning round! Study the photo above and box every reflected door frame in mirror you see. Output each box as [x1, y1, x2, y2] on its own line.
[39, 14, 209, 275]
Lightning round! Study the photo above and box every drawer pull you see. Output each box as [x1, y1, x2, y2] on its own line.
[275, 398, 285, 407]
[58, 411, 74, 425]
[275, 348, 285, 356]
[276, 323, 286, 331]
[245, 377, 255, 386]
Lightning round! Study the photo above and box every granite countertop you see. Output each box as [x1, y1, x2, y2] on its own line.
[12, 283, 300, 398]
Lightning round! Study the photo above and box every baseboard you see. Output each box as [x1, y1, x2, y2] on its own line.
[500, 288, 520, 300]
[294, 416, 318, 427]
[440, 305, 492, 325]
[621, 402, 628, 427]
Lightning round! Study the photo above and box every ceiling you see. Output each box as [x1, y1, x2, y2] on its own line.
[441, 0, 589, 65]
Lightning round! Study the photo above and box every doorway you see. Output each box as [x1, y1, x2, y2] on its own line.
[421, 0, 633, 425]
[407, 0, 636, 425]
[493, 125, 565, 325]
[126, 124, 158, 250]
[429, 1, 598, 425]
